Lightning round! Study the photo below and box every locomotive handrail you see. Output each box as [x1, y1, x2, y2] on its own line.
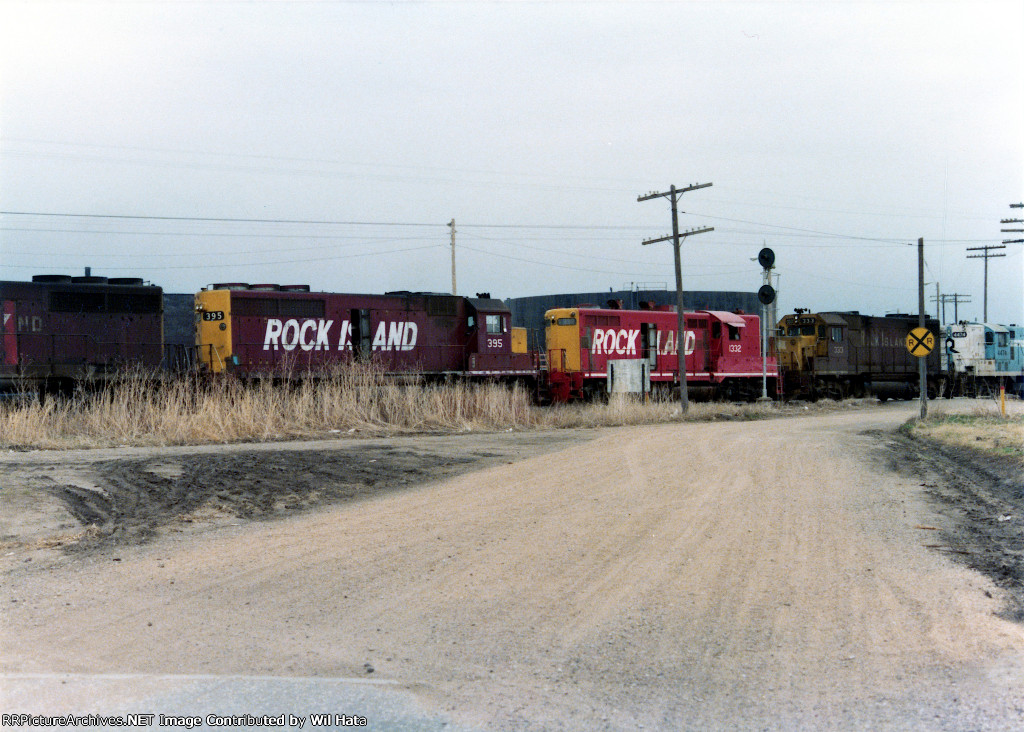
[547, 348, 567, 372]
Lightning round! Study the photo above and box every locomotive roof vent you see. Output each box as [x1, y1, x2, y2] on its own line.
[109, 277, 144, 286]
[280, 284, 311, 292]
[476, 292, 491, 299]
[248, 283, 281, 291]
[211, 282, 250, 290]
[72, 276, 109, 284]
[32, 274, 73, 283]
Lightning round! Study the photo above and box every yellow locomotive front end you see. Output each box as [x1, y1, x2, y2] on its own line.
[776, 311, 823, 375]
[544, 307, 582, 373]
[194, 288, 233, 373]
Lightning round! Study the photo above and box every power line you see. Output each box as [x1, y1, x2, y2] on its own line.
[0, 244, 441, 272]
[0, 211, 445, 227]
[2, 211, 1007, 245]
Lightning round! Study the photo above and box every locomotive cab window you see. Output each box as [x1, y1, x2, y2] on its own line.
[728, 325, 740, 341]
[711, 322, 721, 339]
[830, 327, 843, 342]
[485, 314, 502, 334]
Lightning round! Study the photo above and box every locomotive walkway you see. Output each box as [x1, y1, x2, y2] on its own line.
[2, 402, 1023, 730]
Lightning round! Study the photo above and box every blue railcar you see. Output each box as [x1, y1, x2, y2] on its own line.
[944, 322, 1024, 397]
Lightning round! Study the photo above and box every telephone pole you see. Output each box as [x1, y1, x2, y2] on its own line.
[933, 293, 971, 324]
[1001, 207, 1023, 245]
[966, 245, 1005, 321]
[638, 182, 713, 412]
[448, 219, 457, 295]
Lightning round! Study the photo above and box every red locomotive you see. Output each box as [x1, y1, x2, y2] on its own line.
[543, 302, 777, 402]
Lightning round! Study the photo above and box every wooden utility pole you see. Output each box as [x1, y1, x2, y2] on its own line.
[934, 293, 971, 324]
[448, 219, 457, 295]
[966, 244, 1005, 321]
[638, 183, 713, 412]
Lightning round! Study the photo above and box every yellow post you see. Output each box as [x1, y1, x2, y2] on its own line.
[1000, 385, 1006, 416]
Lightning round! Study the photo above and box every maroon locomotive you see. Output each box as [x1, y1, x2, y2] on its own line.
[1, 275, 164, 392]
[194, 284, 538, 379]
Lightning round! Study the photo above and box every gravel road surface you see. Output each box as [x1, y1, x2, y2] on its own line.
[1, 402, 1022, 730]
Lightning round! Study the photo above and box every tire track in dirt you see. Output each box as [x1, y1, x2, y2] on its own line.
[881, 430, 1024, 622]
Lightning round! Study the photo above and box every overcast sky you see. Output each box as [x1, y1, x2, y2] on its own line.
[1, 0, 1021, 324]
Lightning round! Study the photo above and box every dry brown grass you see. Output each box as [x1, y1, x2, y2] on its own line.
[0, 366, 544, 449]
[909, 402, 1024, 458]
[0, 368, 848, 451]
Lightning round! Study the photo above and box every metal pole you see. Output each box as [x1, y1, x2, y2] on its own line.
[760, 267, 770, 400]
[918, 237, 927, 419]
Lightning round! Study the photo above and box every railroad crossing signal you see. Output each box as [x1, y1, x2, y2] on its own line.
[905, 327, 935, 357]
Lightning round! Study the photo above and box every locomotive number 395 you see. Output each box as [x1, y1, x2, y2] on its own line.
[202, 311, 225, 321]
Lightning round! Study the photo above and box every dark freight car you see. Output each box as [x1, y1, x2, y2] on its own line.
[0, 275, 164, 392]
[776, 311, 944, 400]
[194, 285, 537, 379]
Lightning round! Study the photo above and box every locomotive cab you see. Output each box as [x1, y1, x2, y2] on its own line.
[464, 297, 536, 376]
[195, 287, 234, 373]
[466, 298, 510, 360]
[544, 308, 580, 373]
[776, 312, 821, 374]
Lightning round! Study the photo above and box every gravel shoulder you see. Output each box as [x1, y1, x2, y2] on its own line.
[1, 401, 1023, 730]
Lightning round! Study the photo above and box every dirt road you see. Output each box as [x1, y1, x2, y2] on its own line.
[2, 403, 1023, 730]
